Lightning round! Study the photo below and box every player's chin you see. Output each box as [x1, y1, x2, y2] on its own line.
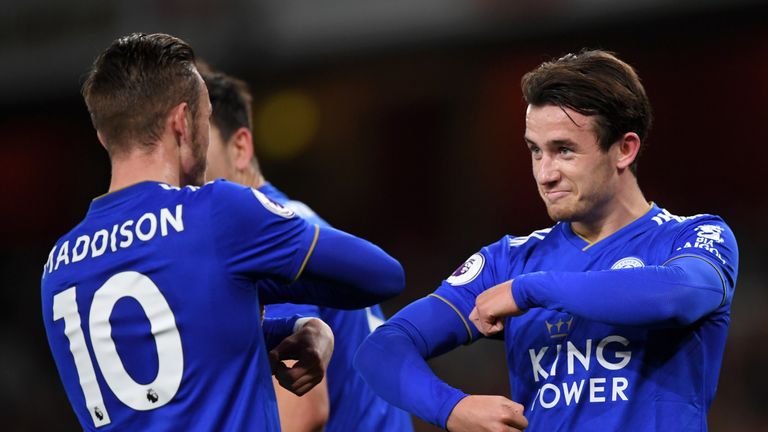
[545, 204, 575, 222]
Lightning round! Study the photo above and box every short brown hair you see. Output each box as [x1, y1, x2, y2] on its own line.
[521, 49, 652, 174]
[197, 63, 253, 141]
[82, 33, 200, 156]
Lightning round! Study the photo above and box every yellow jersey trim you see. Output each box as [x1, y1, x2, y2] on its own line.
[293, 224, 320, 282]
[428, 293, 473, 344]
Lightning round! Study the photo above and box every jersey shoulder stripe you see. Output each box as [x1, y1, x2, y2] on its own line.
[650, 208, 709, 226]
[508, 227, 553, 248]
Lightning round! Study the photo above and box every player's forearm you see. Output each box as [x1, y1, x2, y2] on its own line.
[263, 315, 302, 351]
[262, 227, 405, 308]
[513, 256, 726, 327]
[354, 321, 467, 429]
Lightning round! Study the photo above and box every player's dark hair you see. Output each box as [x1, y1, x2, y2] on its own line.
[197, 63, 253, 142]
[521, 49, 652, 175]
[82, 33, 200, 156]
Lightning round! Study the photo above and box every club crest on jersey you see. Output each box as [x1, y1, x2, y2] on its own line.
[610, 257, 645, 269]
[545, 315, 574, 339]
[446, 253, 485, 286]
[252, 189, 295, 218]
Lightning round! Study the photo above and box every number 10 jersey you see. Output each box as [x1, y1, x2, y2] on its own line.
[41, 180, 318, 431]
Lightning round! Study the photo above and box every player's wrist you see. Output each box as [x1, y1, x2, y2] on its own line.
[292, 317, 314, 333]
[440, 391, 471, 430]
[509, 274, 535, 311]
[296, 318, 334, 367]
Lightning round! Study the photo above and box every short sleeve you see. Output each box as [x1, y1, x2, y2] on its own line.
[667, 216, 739, 305]
[209, 180, 319, 283]
[431, 237, 514, 343]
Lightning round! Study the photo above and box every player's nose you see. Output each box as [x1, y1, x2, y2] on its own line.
[535, 155, 560, 185]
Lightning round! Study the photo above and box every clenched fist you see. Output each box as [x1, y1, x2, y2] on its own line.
[469, 280, 525, 336]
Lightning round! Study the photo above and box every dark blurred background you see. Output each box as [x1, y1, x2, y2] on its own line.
[2, 0, 766, 430]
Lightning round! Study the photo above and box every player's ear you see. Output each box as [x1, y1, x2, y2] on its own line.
[169, 102, 191, 147]
[615, 132, 641, 171]
[230, 127, 254, 170]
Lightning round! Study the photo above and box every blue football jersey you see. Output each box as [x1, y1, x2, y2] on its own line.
[433, 204, 738, 431]
[260, 183, 413, 432]
[41, 180, 319, 431]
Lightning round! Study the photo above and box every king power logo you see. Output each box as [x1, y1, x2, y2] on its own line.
[528, 335, 632, 410]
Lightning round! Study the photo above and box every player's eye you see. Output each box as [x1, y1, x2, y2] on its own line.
[559, 146, 573, 155]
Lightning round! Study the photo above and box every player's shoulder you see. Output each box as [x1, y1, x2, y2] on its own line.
[185, 178, 240, 200]
[650, 206, 733, 236]
[258, 182, 290, 204]
[506, 226, 557, 248]
[120, 180, 218, 211]
[206, 179, 297, 219]
[259, 183, 328, 226]
[473, 225, 557, 266]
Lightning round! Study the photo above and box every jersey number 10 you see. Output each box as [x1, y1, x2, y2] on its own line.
[52, 271, 183, 427]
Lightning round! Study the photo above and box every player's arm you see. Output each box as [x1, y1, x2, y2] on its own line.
[260, 226, 405, 309]
[213, 181, 405, 309]
[263, 303, 330, 431]
[269, 317, 334, 397]
[354, 296, 527, 431]
[472, 221, 738, 332]
[473, 257, 724, 334]
[262, 315, 304, 351]
[354, 296, 472, 428]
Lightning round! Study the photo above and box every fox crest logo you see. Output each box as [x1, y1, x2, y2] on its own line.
[611, 257, 645, 269]
[695, 225, 724, 243]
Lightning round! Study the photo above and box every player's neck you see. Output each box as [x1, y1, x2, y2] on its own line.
[107, 143, 182, 192]
[571, 183, 650, 244]
[250, 172, 267, 189]
[234, 166, 266, 190]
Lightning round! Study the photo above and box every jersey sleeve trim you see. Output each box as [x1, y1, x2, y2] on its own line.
[292, 224, 320, 282]
[664, 253, 728, 307]
[427, 293, 473, 344]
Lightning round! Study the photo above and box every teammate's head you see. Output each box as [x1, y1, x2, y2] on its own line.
[82, 33, 210, 185]
[521, 49, 652, 176]
[521, 50, 651, 224]
[197, 63, 260, 184]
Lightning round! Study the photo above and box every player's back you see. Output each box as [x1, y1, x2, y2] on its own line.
[41, 180, 316, 431]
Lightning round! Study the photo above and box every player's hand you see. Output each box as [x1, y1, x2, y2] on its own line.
[269, 318, 334, 396]
[446, 395, 528, 431]
[469, 280, 524, 336]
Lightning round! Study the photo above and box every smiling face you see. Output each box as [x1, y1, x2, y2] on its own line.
[525, 104, 620, 224]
